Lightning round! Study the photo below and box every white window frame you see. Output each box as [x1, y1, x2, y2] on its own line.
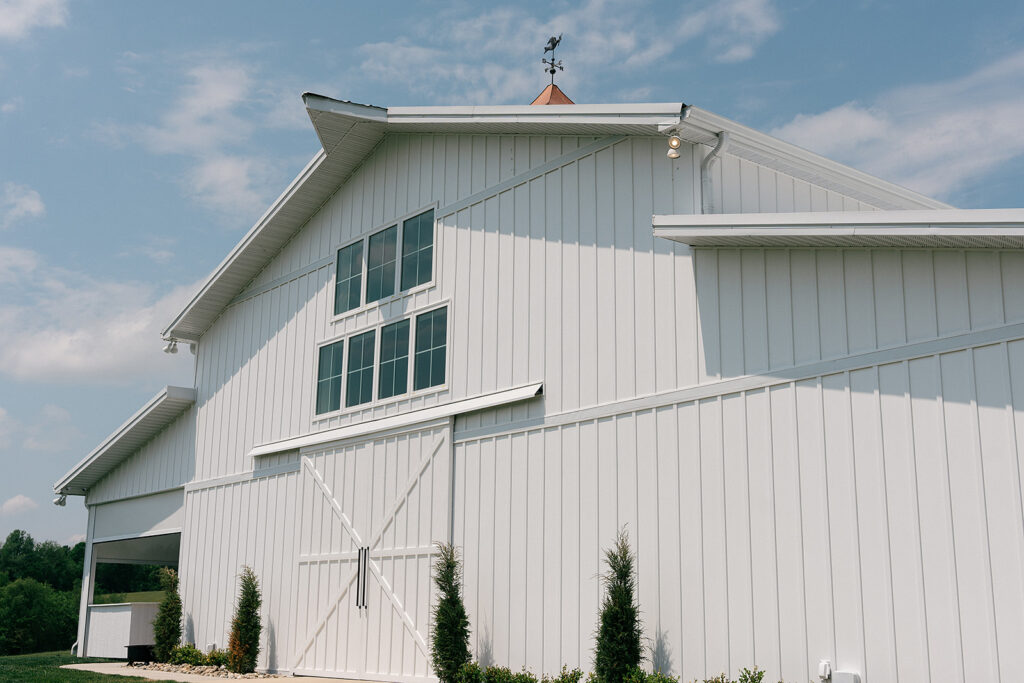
[312, 299, 453, 422]
[328, 202, 439, 325]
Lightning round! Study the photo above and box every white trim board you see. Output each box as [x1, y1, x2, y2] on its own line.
[455, 322, 1024, 443]
[249, 383, 543, 457]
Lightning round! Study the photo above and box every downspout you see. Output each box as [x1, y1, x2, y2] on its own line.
[700, 131, 731, 214]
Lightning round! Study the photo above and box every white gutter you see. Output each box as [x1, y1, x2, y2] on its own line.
[700, 130, 731, 214]
[249, 382, 544, 457]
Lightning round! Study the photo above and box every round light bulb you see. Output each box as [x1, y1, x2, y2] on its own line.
[668, 135, 682, 149]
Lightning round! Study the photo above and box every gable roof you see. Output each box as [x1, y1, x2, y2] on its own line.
[161, 93, 949, 343]
[54, 386, 196, 496]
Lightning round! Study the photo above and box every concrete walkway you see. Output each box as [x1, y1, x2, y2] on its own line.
[61, 662, 366, 682]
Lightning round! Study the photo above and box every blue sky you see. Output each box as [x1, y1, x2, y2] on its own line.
[1, 0, 1023, 545]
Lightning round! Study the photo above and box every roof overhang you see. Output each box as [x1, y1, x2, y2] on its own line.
[54, 386, 196, 496]
[653, 209, 1024, 249]
[162, 93, 950, 342]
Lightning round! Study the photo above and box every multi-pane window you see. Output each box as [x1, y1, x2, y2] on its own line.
[332, 208, 434, 316]
[334, 242, 363, 315]
[401, 209, 434, 291]
[346, 330, 376, 407]
[315, 305, 447, 417]
[414, 307, 447, 391]
[377, 319, 410, 400]
[315, 340, 344, 414]
[365, 226, 397, 303]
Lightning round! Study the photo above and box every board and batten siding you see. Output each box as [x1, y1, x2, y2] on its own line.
[86, 407, 196, 505]
[190, 135, 879, 482]
[452, 337, 1024, 683]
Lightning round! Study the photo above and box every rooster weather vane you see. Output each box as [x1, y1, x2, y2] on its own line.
[542, 34, 563, 85]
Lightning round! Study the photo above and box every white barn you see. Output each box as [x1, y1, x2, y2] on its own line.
[55, 88, 1024, 683]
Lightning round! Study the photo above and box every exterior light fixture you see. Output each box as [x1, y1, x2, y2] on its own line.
[53, 495, 67, 506]
[163, 340, 178, 354]
[667, 135, 682, 159]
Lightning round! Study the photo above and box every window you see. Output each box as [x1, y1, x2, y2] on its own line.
[334, 242, 363, 315]
[345, 330, 376, 407]
[366, 226, 397, 303]
[377, 319, 410, 400]
[414, 306, 447, 390]
[331, 208, 435, 317]
[315, 340, 344, 414]
[401, 209, 434, 291]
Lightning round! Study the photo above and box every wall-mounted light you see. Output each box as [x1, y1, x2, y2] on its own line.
[163, 340, 178, 354]
[667, 135, 682, 159]
[53, 495, 67, 506]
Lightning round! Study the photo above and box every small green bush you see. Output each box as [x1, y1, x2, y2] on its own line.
[206, 647, 229, 667]
[169, 644, 207, 666]
[430, 543, 471, 683]
[543, 665, 584, 683]
[227, 566, 262, 673]
[737, 667, 764, 683]
[152, 568, 181, 662]
[594, 528, 643, 683]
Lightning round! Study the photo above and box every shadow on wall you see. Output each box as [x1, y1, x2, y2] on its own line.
[650, 626, 673, 675]
[477, 622, 494, 667]
[267, 621, 277, 672]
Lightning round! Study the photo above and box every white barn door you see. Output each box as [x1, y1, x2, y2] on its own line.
[292, 426, 450, 681]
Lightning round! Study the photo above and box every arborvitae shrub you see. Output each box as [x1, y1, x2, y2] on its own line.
[594, 528, 643, 683]
[227, 566, 261, 673]
[430, 542, 471, 683]
[152, 568, 181, 662]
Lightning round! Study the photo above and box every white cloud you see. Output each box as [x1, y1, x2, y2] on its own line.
[1, 494, 37, 515]
[1, 182, 45, 229]
[357, 0, 780, 104]
[66, 533, 85, 545]
[0, 0, 67, 41]
[1, 96, 22, 113]
[22, 403, 81, 452]
[770, 49, 1024, 200]
[0, 247, 197, 384]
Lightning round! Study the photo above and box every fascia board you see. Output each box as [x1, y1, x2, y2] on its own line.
[653, 209, 1024, 229]
[54, 386, 197, 495]
[249, 382, 544, 457]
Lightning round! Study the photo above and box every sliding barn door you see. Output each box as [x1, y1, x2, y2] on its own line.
[291, 426, 450, 681]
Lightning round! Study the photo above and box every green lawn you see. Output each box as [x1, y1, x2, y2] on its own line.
[0, 651, 177, 682]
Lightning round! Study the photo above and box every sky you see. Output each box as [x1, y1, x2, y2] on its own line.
[1, 0, 1023, 546]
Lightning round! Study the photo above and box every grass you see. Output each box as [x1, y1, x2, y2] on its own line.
[92, 591, 166, 605]
[0, 651, 177, 682]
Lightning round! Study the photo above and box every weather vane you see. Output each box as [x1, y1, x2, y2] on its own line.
[542, 34, 563, 85]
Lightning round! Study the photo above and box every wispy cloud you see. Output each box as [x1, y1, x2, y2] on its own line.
[0, 0, 67, 41]
[1, 96, 22, 113]
[1, 182, 45, 229]
[357, 0, 780, 104]
[0, 246, 197, 384]
[66, 533, 85, 545]
[1, 494, 37, 515]
[771, 49, 1024, 200]
[22, 404, 81, 452]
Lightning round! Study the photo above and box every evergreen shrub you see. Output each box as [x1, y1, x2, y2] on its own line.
[152, 568, 181, 662]
[430, 542, 471, 683]
[169, 644, 207, 666]
[207, 647, 230, 667]
[594, 528, 643, 683]
[227, 565, 262, 673]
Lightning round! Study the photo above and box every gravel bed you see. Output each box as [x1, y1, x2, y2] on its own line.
[127, 662, 282, 678]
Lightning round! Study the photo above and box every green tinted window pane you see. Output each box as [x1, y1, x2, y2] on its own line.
[414, 306, 446, 390]
[334, 242, 363, 314]
[401, 210, 433, 291]
[316, 340, 344, 414]
[366, 226, 397, 303]
[346, 331, 376, 407]
[378, 319, 410, 399]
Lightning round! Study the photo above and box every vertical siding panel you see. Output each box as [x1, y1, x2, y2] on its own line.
[722, 393, 754, 675]
[560, 425, 581, 669]
[718, 250, 744, 378]
[632, 140, 657, 397]
[741, 250, 769, 374]
[678, 402, 706, 679]
[872, 251, 907, 348]
[790, 250, 821, 365]
[700, 397, 729, 674]
[595, 148, 616, 403]
[577, 154, 598, 408]
[816, 250, 849, 359]
[545, 170, 564, 413]
[1001, 252, 1024, 322]
[654, 406, 682, 676]
[966, 251, 1005, 328]
[695, 250, 721, 382]
[578, 421, 600, 670]
[561, 162, 581, 410]
[934, 252, 971, 336]
[542, 428, 563, 675]
[612, 142, 637, 401]
[526, 430, 546, 670]
[764, 250, 794, 369]
[843, 250, 877, 353]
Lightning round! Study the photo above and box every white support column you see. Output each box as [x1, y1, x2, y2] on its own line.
[76, 505, 97, 657]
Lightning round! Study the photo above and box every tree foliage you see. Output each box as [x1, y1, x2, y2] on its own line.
[594, 528, 643, 683]
[0, 578, 78, 655]
[430, 542, 471, 683]
[227, 565, 262, 673]
[152, 567, 182, 662]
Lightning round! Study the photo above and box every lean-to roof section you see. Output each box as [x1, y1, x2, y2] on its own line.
[54, 386, 196, 496]
[162, 93, 948, 342]
[653, 209, 1024, 248]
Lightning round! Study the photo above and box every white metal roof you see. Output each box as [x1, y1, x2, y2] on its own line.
[162, 93, 950, 342]
[54, 386, 196, 496]
[652, 209, 1024, 248]
[249, 382, 544, 457]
